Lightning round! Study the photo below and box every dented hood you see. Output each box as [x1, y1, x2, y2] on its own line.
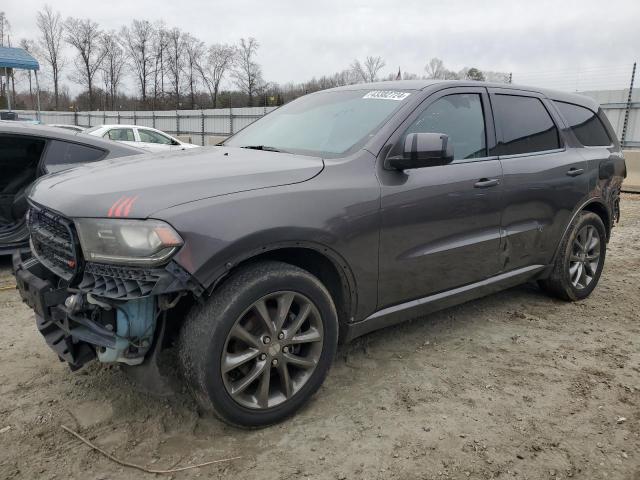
[29, 146, 324, 218]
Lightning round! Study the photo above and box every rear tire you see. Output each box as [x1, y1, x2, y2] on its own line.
[179, 260, 338, 427]
[539, 211, 606, 301]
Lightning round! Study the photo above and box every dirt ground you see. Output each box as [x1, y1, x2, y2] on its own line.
[0, 195, 638, 480]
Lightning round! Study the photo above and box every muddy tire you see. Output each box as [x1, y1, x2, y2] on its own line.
[179, 260, 338, 427]
[539, 211, 607, 301]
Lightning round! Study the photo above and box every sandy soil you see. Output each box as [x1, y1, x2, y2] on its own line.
[0, 195, 639, 480]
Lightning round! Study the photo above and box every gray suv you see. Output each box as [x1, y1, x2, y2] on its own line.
[13, 80, 626, 427]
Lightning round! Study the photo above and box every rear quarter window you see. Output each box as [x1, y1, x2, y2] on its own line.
[43, 140, 106, 167]
[492, 94, 561, 156]
[554, 101, 611, 147]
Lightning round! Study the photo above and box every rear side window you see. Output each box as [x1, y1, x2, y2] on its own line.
[43, 140, 106, 166]
[554, 101, 611, 146]
[492, 95, 560, 156]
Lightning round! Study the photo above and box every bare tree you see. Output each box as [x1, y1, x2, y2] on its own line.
[363, 56, 385, 82]
[0, 12, 10, 105]
[350, 60, 366, 83]
[425, 57, 458, 80]
[425, 57, 446, 79]
[350, 56, 385, 83]
[232, 37, 263, 107]
[196, 43, 236, 108]
[19, 39, 35, 107]
[100, 31, 124, 110]
[121, 20, 155, 105]
[151, 21, 168, 108]
[183, 33, 204, 109]
[0, 11, 9, 46]
[64, 17, 106, 110]
[165, 27, 185, 108]
[36, 6, 65, 109]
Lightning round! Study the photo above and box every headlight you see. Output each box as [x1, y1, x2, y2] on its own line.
[75, 218, 183, 266]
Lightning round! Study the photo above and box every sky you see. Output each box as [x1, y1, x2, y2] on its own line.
[3, 0, 640, 94]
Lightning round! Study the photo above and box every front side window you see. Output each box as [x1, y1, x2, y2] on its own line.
[225, 89, 412, 157]
[105, 128, 135, 142]
[43, 140, 105, 166]
[401, 93, 487, 160]
[492, 95, 560, 156]
[138, 129, 173, 145]
[554, 101, 611, 147]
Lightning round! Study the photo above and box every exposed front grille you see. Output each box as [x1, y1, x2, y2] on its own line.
[28, 206, 79, 281]
[78, 263, 162, 299]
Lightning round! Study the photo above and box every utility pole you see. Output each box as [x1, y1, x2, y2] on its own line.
[620, 62, 636, 148]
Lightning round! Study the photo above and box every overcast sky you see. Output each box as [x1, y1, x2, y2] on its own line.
[3, 0, 640, 92]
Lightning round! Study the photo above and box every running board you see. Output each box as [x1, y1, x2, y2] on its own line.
[343, 265, 546, 342]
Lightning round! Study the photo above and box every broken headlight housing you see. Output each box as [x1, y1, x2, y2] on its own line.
[75, 218, 183, 266]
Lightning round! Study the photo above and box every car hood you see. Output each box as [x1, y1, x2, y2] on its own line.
[29, 146, 324, 218]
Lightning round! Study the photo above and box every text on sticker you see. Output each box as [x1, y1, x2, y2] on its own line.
[363, 91, 411, 101]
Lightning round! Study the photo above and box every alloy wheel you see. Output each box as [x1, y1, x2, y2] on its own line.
[569, 225, 601, 290]
[221, 291, 324, 409]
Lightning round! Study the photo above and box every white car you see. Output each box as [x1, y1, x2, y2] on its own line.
[84, 125, 200, 153]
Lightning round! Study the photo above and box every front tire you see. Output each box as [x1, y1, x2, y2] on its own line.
[179, 261, 338, 427]
[539, 211, 607, 301]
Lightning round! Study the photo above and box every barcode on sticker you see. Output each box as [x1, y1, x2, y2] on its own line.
[363, 91, 411, 101]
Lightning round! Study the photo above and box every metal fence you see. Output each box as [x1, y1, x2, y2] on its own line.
[15, 106, 279, 146]
[513, 63, 639, 148]
[14, 85, 640, 148]
[583, 89, 640, 149]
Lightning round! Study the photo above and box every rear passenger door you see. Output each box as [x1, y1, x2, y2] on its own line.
[377, 87, 504, 308]
[551, 101, 616, 191]
[489, 89, 589, 271]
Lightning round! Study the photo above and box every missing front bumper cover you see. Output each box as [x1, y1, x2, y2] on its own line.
[12, 251, 200, 370]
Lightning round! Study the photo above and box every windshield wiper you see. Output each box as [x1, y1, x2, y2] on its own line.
[240, 145, 287, 153]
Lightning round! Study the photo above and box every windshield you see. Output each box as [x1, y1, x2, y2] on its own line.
[225, 89, 413, 157]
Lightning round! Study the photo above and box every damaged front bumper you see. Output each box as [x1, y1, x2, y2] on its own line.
[12, 250, 200, 371]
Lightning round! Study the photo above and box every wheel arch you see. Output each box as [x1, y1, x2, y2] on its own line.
[549, 198, 611, 269]
[206, 242, 357, 335]
[581, 200, 611, 240]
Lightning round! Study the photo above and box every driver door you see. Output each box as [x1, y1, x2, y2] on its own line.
[377, 87, 503, 308]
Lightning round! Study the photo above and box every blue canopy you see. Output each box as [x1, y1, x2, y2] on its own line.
[0, 46, 39, 71]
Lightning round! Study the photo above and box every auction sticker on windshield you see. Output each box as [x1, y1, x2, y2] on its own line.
[363, 91, 411, 101]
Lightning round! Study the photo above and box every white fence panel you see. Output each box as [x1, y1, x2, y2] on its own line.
[19, 99, 637, 147]
[13, 107, 277, 142]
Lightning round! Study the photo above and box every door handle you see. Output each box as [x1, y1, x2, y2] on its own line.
[474, 178, 500, 188]
[566, 167, 584, 177]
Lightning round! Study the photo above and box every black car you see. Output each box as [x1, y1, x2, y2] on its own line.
[13, 80, 626, 427]
[0, 122, 143, 254]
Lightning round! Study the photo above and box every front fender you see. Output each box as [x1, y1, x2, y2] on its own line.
[152, 157, 382, 322]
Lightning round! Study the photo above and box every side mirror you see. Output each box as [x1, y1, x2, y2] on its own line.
[385, 132, 454, 170]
